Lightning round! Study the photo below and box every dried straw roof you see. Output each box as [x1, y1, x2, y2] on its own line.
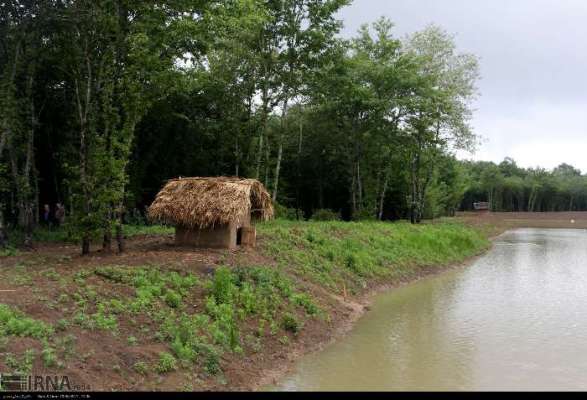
[148, 177, 274, 229]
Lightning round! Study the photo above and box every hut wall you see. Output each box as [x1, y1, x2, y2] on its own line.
[175, 224, 237, 249]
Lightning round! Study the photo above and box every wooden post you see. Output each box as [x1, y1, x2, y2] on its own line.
[240, 227, 256, 247]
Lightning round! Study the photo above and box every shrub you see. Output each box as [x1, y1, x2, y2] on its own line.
[0, 304, 54, 339]
[42, 347, 57, 367]
[201, 346, 221, 375]
[133, 361, 149, 375]
[164, 290, 182, 308]
[211, 267, 236, 305]
[310, 209, 340, 221]
[274, 203, 300, 220]
[291, 293, 319, 316]
[156, 352, 177, 373]
[281, 312, 301, 334]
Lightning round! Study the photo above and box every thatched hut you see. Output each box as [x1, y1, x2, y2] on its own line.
[148, 177, 274, 249]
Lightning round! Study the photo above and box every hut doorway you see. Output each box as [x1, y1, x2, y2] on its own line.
[236, 227, 243, 246]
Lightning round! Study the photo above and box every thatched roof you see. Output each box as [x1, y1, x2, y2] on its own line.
[148, 177, 274, 229]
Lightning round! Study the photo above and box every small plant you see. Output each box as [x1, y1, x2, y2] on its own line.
[291, 293, 319, 316]
[278, 335, 290, 345]
[42, 268, 60, 281]
[42, 347, 57, 368]
[0, 304, 54, 339]
[310, 209, 340, 221]
[58, 294, 69, 304]
[156, 352, 177, 373]
[55, 318, 70, 332]
[282, 312, 301, 334]
[203, 348, 221, 376]
[133, 361, 149, 375]
[164, 290, 182, 308]
[0, 246, 19, 257]
[127, 336, 138, 346]
[211, 267, 235, 305]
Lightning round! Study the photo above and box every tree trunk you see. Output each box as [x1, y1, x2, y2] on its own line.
[103, 231, 112, 252]
[357, 159, 363, 214]
[264, 139, 270, 189]
[350, 161, 357, 218]
[272, 100, 288, 202]
[82, 234, 91, 255]
[102, 216, 112, 252]
[410, 153, 418, 224]
[116, 220, 124, 253]
[23, 204, 34, 249]
[255, 87, 269, 180]
[0, 210, 7, 248]
[378, 171, 389, 221]
[295, 117, 303, 220]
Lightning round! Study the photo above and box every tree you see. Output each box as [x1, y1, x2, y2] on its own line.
[403, 25, 480, 223]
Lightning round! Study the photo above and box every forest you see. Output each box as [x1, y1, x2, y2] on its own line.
[1, 0, 583, 255]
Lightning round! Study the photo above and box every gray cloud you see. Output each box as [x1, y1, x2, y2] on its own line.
[338, 0, 587, 171]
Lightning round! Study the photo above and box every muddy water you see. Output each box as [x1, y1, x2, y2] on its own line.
[275, 229, 587, 391]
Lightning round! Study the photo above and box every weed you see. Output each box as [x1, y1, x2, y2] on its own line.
[211, 267, 235, 304]
[0, 246, 19, 257]
[55, 319, 69, 332]
[42, 346, 57, 368]
[0, 304, 54, 339]
[164, 290, 182, 308]
[156, 352, 177, 373]
[282, 313, 301, 334]
[291, 293, 319, 316]
[42, 268, 60, 281]
[134, 361, 149, 375]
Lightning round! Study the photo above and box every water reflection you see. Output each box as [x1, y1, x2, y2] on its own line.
[275, 229, 587, 391]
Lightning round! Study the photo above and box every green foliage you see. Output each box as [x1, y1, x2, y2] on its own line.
[274, 203, 299, 220]
[310, 209, 340, 221]
[461, 158, 587, 212]
[165, 290, 182, 308]
[211, 267, 236, 305]
[133, 361, 149, 375]
[41, 346, 57, 368]
[156, 352, 177, 373]
[4, 349, 36, 374]
[281, 313, 301, 334]
[291, 293, 319, 316]
[259, 220, 489, 291]
[0, 304, 54, 339]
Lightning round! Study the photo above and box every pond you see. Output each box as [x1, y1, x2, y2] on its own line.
[274, 229, 587, 391]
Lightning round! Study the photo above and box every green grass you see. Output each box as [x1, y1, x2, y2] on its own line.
[0, 304, 54, 339]
[258, 220, 490, 292]
[0, 218, 491, 389]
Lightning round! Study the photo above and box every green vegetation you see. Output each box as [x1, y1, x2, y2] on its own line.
[462, 158, 587, 212]
[0, 219, 490, 389]
[156, 352, 178, 374]
[1, 1, 480, 253]
[0, 304, 54, 339]
[259, 220, 490, 291]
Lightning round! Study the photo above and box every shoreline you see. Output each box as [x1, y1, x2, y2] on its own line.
[252, 233, 503, 391]
[0, 220, 503, 391]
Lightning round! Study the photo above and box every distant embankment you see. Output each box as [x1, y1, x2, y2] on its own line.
[456, 211, 587, 229]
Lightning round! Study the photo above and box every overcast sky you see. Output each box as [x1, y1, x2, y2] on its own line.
[338, 0, 587, 172]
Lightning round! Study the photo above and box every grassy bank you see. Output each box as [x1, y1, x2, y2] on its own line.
[0, 220, 491, 391]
